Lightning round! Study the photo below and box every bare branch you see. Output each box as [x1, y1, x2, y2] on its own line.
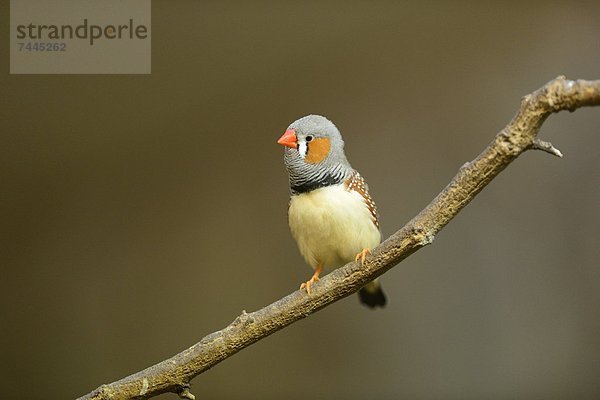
[530, 138, 563, 157]
[178, 386, 195, 400]
[77, 76, 600, 400]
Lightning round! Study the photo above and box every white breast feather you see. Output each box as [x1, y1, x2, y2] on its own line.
[288, 185, 381, 270]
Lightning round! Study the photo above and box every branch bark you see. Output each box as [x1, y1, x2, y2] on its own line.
[78, 76, 600, 400]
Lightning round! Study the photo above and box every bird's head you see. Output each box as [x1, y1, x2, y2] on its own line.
[277, 115, 352, 193]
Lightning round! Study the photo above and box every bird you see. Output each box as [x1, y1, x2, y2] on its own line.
[277, 114, 386, 308]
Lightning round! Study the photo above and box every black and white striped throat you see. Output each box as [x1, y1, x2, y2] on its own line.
[290, 172, 344, 195]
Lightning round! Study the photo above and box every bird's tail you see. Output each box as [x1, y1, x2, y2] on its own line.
[358, 279, 387, 309]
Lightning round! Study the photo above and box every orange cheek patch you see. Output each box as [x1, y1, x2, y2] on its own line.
[305, 138, 331, 164]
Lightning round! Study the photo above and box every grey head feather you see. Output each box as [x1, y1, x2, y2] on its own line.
[282, 115, 354, 194]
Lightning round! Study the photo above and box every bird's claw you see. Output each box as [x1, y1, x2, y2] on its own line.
[355, 248, 371, 265]
[300, 265, 322, 296]
[300, 275, 320, 295]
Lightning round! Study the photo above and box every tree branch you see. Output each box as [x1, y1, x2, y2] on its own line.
[78, 76, 600, 400]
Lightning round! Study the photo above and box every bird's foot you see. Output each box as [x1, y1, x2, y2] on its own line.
[355, 248, 371, 265]
[300, 266, 322, 295]
[300, 276, 319, 295]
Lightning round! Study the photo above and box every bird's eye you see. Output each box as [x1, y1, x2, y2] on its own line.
[305, 135, 313, 142]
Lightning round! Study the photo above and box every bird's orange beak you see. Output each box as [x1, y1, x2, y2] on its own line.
[277, 129, 298, 149]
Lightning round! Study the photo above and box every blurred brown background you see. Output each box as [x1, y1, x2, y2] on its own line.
[1, 2, 599, 399]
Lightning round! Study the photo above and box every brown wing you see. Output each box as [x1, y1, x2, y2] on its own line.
[344, 171, 380, 228]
